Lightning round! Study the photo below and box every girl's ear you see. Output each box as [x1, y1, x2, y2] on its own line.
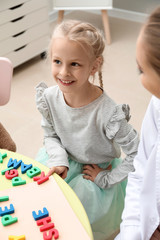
[90, 57, 102, 76]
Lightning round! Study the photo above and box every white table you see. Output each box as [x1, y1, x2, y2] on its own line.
[53, 0, 113, 44]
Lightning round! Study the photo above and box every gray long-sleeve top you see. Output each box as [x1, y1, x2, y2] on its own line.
[36, 82, 139, 189]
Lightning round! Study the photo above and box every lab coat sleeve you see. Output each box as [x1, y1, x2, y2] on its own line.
[116, 97, 158, 240]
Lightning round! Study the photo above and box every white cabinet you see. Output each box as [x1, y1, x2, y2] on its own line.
[0, 0, 50, 68]
[53, 0, 112, 44]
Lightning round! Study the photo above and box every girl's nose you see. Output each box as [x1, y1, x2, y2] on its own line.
[60, 65, 70, 76]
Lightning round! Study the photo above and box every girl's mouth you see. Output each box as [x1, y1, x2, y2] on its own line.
[58, 78, 74, 86]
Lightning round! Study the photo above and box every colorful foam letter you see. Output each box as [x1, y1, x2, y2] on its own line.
[8, 236, 25, 240]
[32, 207, 49, 221]
[33, 171, 49, 185]
[5, 169, 18, 180]
[21, 162, 32, 174]
[27, 166, 41, 178]
[12, 177, 26, 186]
[43, 228, 59, 240]
[1, 214, 18, 226]
[0, 152, 7, 163]
[7, 158, 22, 169]
[0, 203, 14, 216]
[0, 196, 9, 202]
[36, 216, 55, 232]
[1, 167, 13, 175]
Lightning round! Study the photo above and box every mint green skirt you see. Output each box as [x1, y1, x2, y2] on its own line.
[36, 148, 127, 240]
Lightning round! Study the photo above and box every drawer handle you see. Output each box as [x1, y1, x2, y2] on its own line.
[14, 45, 27, 52]
[11, 16, 24, 23]
[10, 4, 24, 10]
[12, 31, 26, 38]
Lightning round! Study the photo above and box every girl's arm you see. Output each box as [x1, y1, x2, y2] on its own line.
[94, 99, 158, 189]
[41, 116, 69, 169]
[94, 104, 139, 189]
[41, 116, 69, 177]
[36, 83, 69, 170]
[83, 103, 139, 187]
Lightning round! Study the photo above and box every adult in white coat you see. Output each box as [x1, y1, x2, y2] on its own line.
[115, 6, 160, 240]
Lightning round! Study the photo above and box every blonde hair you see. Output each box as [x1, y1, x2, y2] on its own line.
[143, 7, 160, 76]
[49, 20, 105, 88]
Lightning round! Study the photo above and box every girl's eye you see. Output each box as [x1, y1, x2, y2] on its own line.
[71, 62, 79, 67]
[54, 59, 61, 65]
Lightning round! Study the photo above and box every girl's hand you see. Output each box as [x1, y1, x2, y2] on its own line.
[82, 164, 112, 182]
[150, 227, 160, 240]
[48, 166, 68, 179]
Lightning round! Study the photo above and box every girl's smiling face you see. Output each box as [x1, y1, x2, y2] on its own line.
[51, 37, 96, 94]
[136, 31, 160, 98]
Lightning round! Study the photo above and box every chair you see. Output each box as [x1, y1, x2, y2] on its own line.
[53, 0, 113, 44]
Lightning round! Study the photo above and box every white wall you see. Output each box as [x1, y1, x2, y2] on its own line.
[113, 0, 159, 14]
[48, 0, 53, 12]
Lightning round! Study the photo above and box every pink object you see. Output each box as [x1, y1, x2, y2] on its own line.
[5, 169, 19, 180]
[33, 171, 49, 185]
[0, 57, 13, 106]
[0, 178, 91, 239]
[37, 216, 55, 232]
[43, 228, 59, 240]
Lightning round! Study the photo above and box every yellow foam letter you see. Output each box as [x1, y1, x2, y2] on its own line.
[8, 235, 25, 240]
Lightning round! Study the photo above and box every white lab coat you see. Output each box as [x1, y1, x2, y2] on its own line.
[115, 96, 160, 240]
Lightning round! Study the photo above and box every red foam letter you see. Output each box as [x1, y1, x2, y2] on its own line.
[43, 228, 59, 240]
[33, 172, 49, 185]
[36, 216, 54, 232]
[5, 169, 18, 180]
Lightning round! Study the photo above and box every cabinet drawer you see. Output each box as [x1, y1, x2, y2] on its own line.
[53, 0, 112, 10]
[5, 36, 49, 67]
[0, 0, 48, 25]
[0, 8, 48, 41]
[0, 22, 49, 56]
[1, 0, 29, 11]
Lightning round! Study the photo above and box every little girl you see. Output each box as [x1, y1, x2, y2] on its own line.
[36, 20, 139, 240]
[115, 7, 160, 240]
